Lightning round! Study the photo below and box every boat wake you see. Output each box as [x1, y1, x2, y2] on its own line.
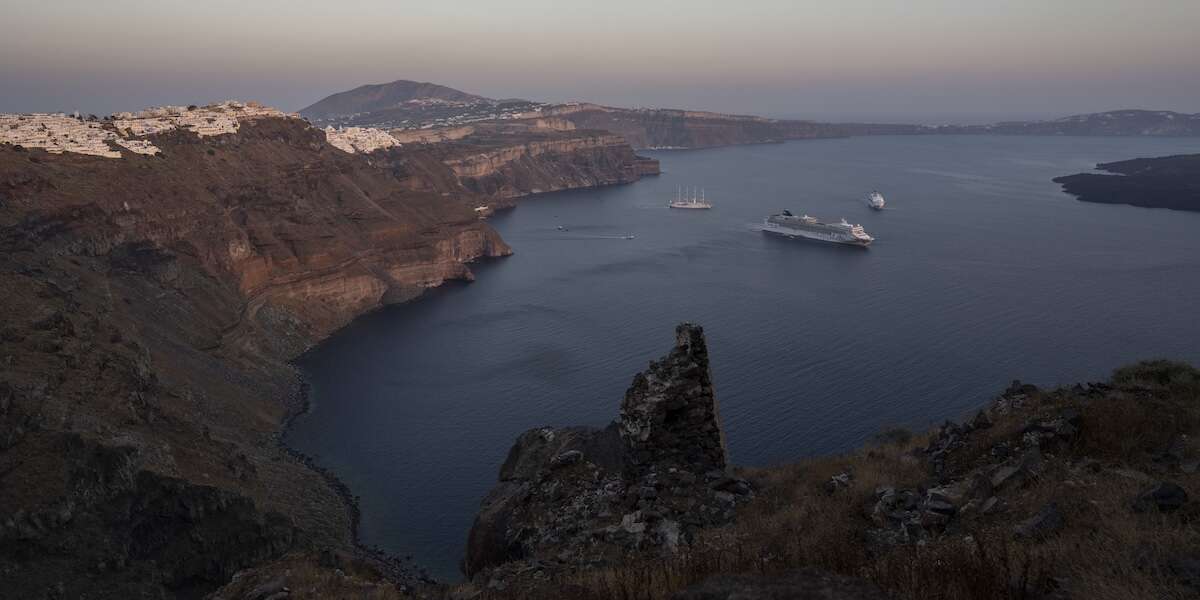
[556, 234, 636, 240]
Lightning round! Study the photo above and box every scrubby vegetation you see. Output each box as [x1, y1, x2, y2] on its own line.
[209, 361, 1200, 599]
[452, 361, 1200, 599]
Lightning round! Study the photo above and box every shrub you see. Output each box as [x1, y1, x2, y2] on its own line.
[870, 425, 914, 447]
[1112, 360, 1200, 394]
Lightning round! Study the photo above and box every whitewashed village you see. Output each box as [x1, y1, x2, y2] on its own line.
[0, 100, 410, 158]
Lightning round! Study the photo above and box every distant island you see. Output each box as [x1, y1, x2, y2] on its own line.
[1054, 154, 1200, 212]
[933, 109, 1200, 137]
[300, 80, 1200, 150]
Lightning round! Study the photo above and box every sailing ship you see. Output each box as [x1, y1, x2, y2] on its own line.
[669, 186, 712, 209]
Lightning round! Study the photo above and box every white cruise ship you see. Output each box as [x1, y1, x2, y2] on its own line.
[761, 210, 874, 246]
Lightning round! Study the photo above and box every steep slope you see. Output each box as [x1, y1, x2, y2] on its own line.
[0, 116, 509, 597]
[300, 80, 488, 120]
[414, 124, 661, 205]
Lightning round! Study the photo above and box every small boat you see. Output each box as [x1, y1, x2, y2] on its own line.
[866, 190, 886, 210]
[556, 225, 568, 231]
[670, 186, 712, 209]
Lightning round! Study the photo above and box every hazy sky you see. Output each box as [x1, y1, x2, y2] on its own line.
[3, 0, 1198, 122]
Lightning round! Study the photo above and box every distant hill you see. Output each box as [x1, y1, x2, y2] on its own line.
[301, 80, 1200, 147]
[299, 80, 490, 120]
[1054, 153, 1200, 211]
[937, 110, 1200, 136]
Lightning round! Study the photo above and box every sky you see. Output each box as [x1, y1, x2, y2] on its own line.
[2, 0, 1199, 123]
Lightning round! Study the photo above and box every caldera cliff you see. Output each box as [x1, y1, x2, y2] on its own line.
[401, 123, 660, 207]
[0, 99, 669, 597]
[0, 113, 521, 597]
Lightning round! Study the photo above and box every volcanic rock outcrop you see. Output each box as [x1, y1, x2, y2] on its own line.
[463, 323, 751, 585]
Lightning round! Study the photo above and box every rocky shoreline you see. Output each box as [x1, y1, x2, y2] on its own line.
[278, 377, 436, 587]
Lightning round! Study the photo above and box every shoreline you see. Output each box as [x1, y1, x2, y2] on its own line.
[279, 369, 439, 585]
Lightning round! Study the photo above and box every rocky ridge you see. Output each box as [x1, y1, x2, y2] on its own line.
[454, 351, 1200, 599]
[463, 324, 753, 589]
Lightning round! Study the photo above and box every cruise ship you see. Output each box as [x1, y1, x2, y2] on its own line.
[761, 210, 874, 246]
[670, 186, 712, 209]
[867, 190, 886, 210]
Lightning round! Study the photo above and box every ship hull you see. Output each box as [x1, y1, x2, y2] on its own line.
[760, 222, 872, 246]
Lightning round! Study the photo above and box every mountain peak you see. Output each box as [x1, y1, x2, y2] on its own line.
[299, 79, 489, 120]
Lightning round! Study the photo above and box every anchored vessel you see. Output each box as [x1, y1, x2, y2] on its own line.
[762, 210, 874, 246]
[670, 186, 712, 209]
[867, 190, 886, 210]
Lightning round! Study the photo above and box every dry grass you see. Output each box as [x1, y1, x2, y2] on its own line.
[476, 361, 1200, 600]
[210, 553, 404, 600]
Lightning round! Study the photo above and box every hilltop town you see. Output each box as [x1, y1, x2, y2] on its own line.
[0, 101, 294, 158]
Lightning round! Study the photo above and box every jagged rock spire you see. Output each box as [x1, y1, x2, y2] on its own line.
[620, 322, 728, 475]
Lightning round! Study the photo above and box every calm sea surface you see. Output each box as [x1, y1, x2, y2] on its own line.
[286, 135, 1200, 580]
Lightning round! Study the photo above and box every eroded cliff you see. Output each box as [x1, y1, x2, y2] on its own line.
[418, 126, 660, 205]
[0, 116, 510, 597]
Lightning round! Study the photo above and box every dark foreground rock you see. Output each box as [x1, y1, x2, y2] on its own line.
[463, 323, 751, 584]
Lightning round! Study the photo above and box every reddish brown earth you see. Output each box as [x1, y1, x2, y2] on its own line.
[0, 114, 656, 597]
[419, 126, 660, 206]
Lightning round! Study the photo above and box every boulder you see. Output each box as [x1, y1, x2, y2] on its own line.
[499, 426, 621, 481]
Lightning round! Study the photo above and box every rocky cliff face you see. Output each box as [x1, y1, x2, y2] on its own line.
[426, 128, 660, 205]
[463, 324, 752, 586]
[0, 117, 510, 597]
